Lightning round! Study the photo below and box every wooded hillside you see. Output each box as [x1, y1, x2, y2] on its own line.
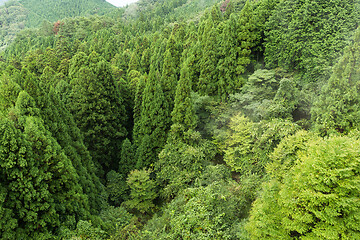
[0, 0, 360, 239]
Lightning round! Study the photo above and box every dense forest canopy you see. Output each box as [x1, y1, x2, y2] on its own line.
[0, 0, 360, 239]
[0, 0, 115, 51]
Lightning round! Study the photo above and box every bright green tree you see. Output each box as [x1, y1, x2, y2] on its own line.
[142, 165, 252, 240]
[124, 169, 157, 214]
[222, 113, 300, 175]
[247, 135, 360, 239]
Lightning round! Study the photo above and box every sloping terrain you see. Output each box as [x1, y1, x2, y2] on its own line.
[0, 0, 115, 51]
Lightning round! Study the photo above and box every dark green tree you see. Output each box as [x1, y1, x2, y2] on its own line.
[134, 68, 171, 168]
[119, 138, 136, 177]
[217, 2, 257, 101]
[0, 91, 90, 238]
[67, 52, 127, 173]
[264, 0, 359, 81]
[161, 49, 178, 114]
[170, 62, 197, 138]
[198, 20, 219, 96]
[312, 28, 360, 135]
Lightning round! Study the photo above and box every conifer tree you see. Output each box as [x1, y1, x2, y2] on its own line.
[182, 22, 201, 91]
[0, 91, 90, 238]
[140, 48, 151, 74]
[68, 52, 127, 173]
[217, 4, 256, 101]
[16, 59, 107, 213]
[119, 138, 136, 177]
[134, 68, 170, 168]
[132, 74, 146, 142]
[312, 28, 360, 135]
[161, 49, 178, 113]
[198, 20, 219, 96]
[165, 28, 182, 74]
[128, 51, 140, 74]
[264, 0, 359, 80]
[171, 62, 197, 136]
[209, 4, 223, 24]
[150, 38, 167, 73]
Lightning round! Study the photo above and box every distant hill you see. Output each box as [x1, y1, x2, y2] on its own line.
[0, 0, 115, 51]
[19, 0, 115, 27]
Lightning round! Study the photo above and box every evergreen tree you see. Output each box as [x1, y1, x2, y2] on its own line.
[127, 51, 140, 74]
[198, 20, 219, 96]
[134, 68, 170, 168]
[0, 91, 90, 238]
[140, 48, 151, 74]
[119, 138, 136, 177]
[132, 74, 147, 137]
[264, 0, 359, 80]
[161, 49, 178, 114]
[312, 28, 360, 135]
[67, 52, 127, 173]
[217, 2, 257, 101]
[171, 62, 197, 137]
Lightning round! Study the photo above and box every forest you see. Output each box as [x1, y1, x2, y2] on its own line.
[0, 0, 360, 239]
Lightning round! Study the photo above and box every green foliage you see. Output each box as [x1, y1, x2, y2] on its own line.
[1, 0, 360, 238]
[67, 52, 128, 173]
[223, 113, 254, 172]
[70, 220, 107, 240]
[0, 1, 27, 51]
[0, 0, 114, 52]
[0, 91, 90, 238]
[155, 133, 214, 200]
[267, 130, 318, 181]
[161, 49, 178, 112]
[198, 19, 219, 96]
[312, 28, 360, 135]
[230, 68, 302, 121]
[142, 165, 253, 240]
[133, 69, 171, 168]
[217, 9, 253, 100]
[264, 0, 359, 81]
[100, 206, 134, 237]
[119, 138, 136, 177]
[125, 169, 157, 215]
[106, 170, 128, 206]
[247, 135, 360, 239]
[221, 113, 300, 175]
[21, 0, 114, 28]
[171, 62, 197, 136]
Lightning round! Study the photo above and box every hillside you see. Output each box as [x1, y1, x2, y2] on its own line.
[0, 0, 360, 239]
[0, 0, 115, 51]
[0, 1, 27, 51]
[19, 0, 115, 27]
